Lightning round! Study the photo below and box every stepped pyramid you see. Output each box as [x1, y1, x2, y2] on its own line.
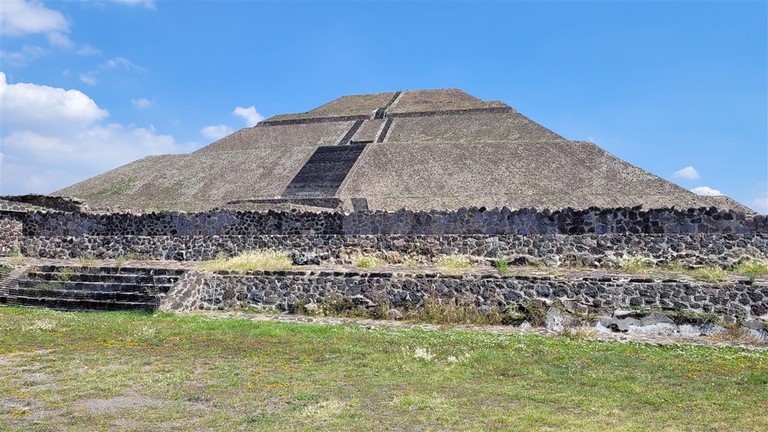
[55, 89, 750, 213]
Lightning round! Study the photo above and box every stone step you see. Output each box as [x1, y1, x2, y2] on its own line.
[16, 279, 173, 294]
[34, 265, 186, 276]
[25, 271, 179, 286]
[0, 295, 155, 312]
[6, 286, 157, 303]
[281, 144, 368, 198]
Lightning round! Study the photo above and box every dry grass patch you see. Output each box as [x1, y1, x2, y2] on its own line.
[435, 254, 473, 274]
[201, 250, 293, 272]
[353, 254, 385, 269]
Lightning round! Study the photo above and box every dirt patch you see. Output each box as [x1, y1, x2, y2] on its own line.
[75, 396, 162, 414]
[22, 372, 51, 384]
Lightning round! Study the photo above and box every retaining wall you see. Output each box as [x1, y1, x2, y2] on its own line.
[2, 207, 767, 267]
[160, 270, 768, 322]
[11, 207, 768, 238]
[16, 233, 768, 268]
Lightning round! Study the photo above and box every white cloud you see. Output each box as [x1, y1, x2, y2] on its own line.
[233, 105, 264, 127]
[131, 98, 151, 108]
[0, 71, 108, 133]
[0, 1, 69, 37]
[673, 166, 700, 180]
[691, 186, 722, 196]
[0, 73, 188, 195]
[201, 124, 234, 140]
[112, 0, 156, 9]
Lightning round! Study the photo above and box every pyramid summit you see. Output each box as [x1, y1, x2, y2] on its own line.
[55, 89, 750, 213]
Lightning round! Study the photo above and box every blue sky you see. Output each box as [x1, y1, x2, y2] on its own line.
[1, 0, 766, 212]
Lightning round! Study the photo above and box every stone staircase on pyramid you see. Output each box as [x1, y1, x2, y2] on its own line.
[0, 265, 185, 312]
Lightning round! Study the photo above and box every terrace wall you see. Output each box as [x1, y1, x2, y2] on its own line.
[2, 207, 767, 267]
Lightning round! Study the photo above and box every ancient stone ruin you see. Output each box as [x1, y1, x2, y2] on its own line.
[1, 89, 766, 339]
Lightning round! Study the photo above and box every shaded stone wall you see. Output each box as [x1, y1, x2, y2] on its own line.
[160, 270, 768, 321]
[10, 206, 768, 238]
[0, 215, 23, 255]
[18, 233, 768, 268]
[4, 207, 767, 265]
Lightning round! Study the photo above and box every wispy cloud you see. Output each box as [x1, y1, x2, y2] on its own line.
[131, 98, 152, 109]
[690, 186, 722, 196]
[79, 57, 146, 86]
[0, 45, 46, 67]
[112, 0, 157, 10]
[75, 44, 101, 56]
[673, 166, 700, 180]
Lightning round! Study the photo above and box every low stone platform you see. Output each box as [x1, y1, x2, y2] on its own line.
[2, 258, 766, 341]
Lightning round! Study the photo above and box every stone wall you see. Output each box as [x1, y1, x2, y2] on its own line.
[160, 269, 768, 322]
[9, 206, 768, 238]
[3, 207, 767, 267]
[0, 215, 23, 256]
[17, 233, 768, 268]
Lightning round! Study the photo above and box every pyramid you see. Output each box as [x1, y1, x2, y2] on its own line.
[55, 89, 751, 213]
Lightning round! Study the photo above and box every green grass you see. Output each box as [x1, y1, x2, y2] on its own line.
[200, 250, 293, 272]
[493, 258, 510, 275]
[0, 307, 766, 431]
[88, 177, 135, 198]
[731, 259, 768, 282]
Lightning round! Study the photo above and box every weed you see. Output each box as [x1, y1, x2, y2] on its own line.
[435, 254, 472, 274]
[0, 263, 12, 278]
[691, 266, 727, 283]
[730, 259, 768, 282]
[493, 258, 510, 275]
[618, 256, 652, 274]
[660, 260, 686, 273]
[78, 255, 95, 268]
[201, 250, 293, 272]
[114, 253, 138, 268]
[410, 296, 508, 325]
[354, 255, 384, 269]
[403, 258, 421, 269]
[57, 267, 74, 283]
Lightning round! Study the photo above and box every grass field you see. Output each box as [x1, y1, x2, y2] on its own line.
[0, 307, 766, 431]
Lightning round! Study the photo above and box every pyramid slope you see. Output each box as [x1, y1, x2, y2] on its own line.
[53, 89, 753, 213]
[339, 139, 739, 211]
[56, 145, 316, 211]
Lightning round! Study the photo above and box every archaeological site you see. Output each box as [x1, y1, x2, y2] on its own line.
[2, 89, 766, 339]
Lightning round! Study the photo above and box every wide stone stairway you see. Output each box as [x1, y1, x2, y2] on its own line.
[0, 265, 185, 312]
